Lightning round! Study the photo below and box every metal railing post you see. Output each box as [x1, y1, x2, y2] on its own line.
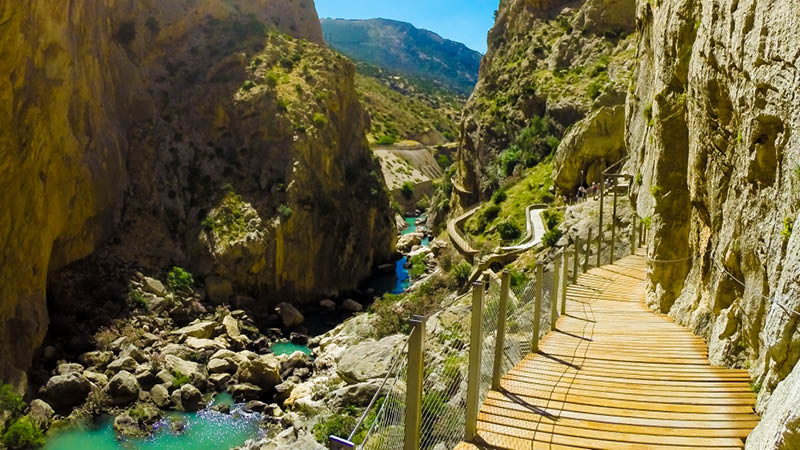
[573, 236, 580, 283]
[631, 215, 637, 253]
[639, 222, 644, 247]
[404, 316, 426, 450]
[491, 271, 511, 391]
[464, 281, 485, 442]
[561, 250, 568, 315]
[597, 177, 604, 267]
[584, 228, 592, 272]
[532, 263, 543, 353]
[552, 255, 561, 328]
[611, 185, 618, 262]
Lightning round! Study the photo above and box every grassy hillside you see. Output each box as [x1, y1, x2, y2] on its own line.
[464, 160, 556, 249]
[354, 63, 463, 145]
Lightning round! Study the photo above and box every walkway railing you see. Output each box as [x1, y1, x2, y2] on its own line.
[332, 180, 640, 450]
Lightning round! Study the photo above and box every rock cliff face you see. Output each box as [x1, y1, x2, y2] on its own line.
[459, 0, 800, 445]
[627, 0, 800, 447]
[0, 0, 395, 388]
[455, 0, 636, 207]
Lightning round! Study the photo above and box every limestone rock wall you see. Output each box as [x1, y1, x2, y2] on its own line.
[455, 0, 636, 207]
[0, 0, 394, 388]
[627, 0, 800, 447]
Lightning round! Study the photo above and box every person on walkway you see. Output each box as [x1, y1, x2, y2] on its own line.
[578, 185, 587, 202]
[592, 182, 599, 200]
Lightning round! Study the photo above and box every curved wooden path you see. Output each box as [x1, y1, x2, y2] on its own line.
[457, 251, 758, 449]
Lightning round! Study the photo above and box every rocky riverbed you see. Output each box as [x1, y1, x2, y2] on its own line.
[20, 226, 447, 449]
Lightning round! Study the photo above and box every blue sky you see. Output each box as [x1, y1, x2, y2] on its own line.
[314, 0, 499, 53]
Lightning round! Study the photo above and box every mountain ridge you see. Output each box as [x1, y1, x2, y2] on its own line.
[320, 17, 482, 95]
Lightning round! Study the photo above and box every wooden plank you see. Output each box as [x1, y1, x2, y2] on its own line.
[457, 252, 756, 450]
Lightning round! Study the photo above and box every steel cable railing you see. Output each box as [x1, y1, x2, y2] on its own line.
[348, 196, 640, 450]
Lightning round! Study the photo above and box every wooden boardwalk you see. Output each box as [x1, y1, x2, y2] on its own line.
[456, 251, 758, 449]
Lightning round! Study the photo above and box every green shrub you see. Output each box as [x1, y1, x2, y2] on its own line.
[542, 228, 563, 248]
[167, 266, 194, 293]
[782, 216, 794, 240]
[278, 204, 293, 219]
[401, 182, 414, 200]
[492, 190, 507, 204]
[312, 413, 358, 444]
[421, 392, 448, 422]
[510, 270, 528, 290]
[587, 80, 605, 99]
[436, 154, 451, 170]
[451, 262, 473, 286]
[2, 416, 45, 450]
[484, 205, 501, 222]
[376, 135, 396, 145]
[312, 113, 327, 128]
[641, 215, 652, 229]
[499, 146, 522, 176]
[173, 370, 191, 387]
[129, 289, 148, 309]
[409, 254, 427, 279]
[636, 173, 643, 185]
[650, 184, 663, 198]
[442, 354, 466, 385]
[497, 221, 522, 240]
[0, 384, 25, 417]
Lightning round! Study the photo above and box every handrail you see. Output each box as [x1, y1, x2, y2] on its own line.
[603, 155, 629, 175]
[356, 191, 641, 449]
[447, 205, 481, 260]
[451, 175, 473, 196]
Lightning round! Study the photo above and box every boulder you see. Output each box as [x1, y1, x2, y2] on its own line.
[55, 363, 84, 375]
[150, 384, 170, 408]
[40, 373, 92, 410]
[319, 299, 336, 312]
[176, 384, 203, 412]
[282, 351, 310, 375]
[171, 321, 216, 339]
[230, 383, 262, 401]
[222, 315, 240, 337]
[274, 381, 295, 403]
[207, 358, 235, 374]
[209, 373, 232, 390]
[342, 299, 363, 312]
[185, 337, 225, 351]
[107, 356, 138, 372]
[329, 381, 381, 407]
[29, 399, 55, 429]
[142, 277, 167, 297]
[78, 351, 113, 369]
[243, 400, 268, 413]
[164, 355, 207, 388]
[337, 334, 405, 384]
[161, 343, 192, 359]
[106, 371, 141, 406]
[205, 276, 233, 304]
[236, 354, 281, 390]
[397, 233, 423, 252]
[113, 414, 145, 439]
[276, 302, 304, 328]
[120, 344, 148, 363]
[84, 371, 109, 386]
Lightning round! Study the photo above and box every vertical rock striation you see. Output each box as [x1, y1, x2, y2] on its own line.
[0, 0, 394, 388]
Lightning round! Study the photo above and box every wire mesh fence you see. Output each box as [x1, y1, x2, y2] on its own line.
[354, 193, 643, 449]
